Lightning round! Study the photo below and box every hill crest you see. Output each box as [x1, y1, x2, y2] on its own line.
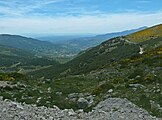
[126, 24, 162, 42]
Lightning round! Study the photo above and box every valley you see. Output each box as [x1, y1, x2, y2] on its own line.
[37, 26, 147, 54]
[0, 24, 162, 119]
[0, 34, 76, 63]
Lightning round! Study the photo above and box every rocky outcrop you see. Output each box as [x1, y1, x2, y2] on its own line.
[87, 98, 160, 120]
[0, 97, 161, 120]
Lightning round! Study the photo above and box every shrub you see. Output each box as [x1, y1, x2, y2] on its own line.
[92, 83, 114, 95]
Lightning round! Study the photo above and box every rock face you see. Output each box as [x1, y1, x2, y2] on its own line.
[87, 98, 161, 120]
[0, 97, 161, 120]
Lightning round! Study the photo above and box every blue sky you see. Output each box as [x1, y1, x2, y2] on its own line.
[0, 0, 162, 35]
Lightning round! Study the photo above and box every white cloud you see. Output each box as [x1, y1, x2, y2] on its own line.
[0, 0, 63, 17]
[0, 11, 162, 35]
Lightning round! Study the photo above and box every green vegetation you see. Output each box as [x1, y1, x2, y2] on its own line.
[31, 37, 140, 78]
[0, 34, 76, 62]
[1, 24, 162, 118]
[0, 44, 60, 73]
[1, 43, 162, 117]
[30, 35, 162, 117]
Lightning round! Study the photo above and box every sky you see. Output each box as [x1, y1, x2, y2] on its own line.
[0, 0, 162, 36]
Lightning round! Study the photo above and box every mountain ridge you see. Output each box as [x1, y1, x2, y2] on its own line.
[126, 24, 162, 42]
[37, 26, 147, 52]
[62, 26, 147, 50]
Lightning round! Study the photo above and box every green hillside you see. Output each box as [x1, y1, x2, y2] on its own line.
[0, 45, 31, 67]
[33, 35, 162, 79]
[0, 44, 60, 72]
[32, 24, 162, 78]
[0, 34, 76, 61]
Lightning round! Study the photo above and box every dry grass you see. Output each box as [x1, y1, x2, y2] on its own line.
[126, 24, 162, 42]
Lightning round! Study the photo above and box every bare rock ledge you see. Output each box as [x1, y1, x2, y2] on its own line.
[0, 97, 161, 120]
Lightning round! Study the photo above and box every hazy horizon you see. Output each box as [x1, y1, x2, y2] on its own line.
[0, 25, 149, 38]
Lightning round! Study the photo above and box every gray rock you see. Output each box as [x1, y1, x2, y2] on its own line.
[47, 87, 51, 93]
[56, 92, 62, 96]
[77, 97, 88, 109]
[87, 95, 94, 106]
[86, 98, 161, 120]
[157, 89, 161, 93]
[68, 93, 78, 99]
[68, 93, 79, 102]
[0, 97, 161, 120]
[108, 89, 113, 93]
[129, 84, 146, 89]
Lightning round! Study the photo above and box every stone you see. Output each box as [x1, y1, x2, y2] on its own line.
[68, 109, 76, 116]
[108, 89, 113, 93]
[0, 97, 160, 120]
[68, 93, 78, 99]
[157, 89, 161, 93]
[48, 87, 52, 93]
[129, 84, 146, 89]
[87, 95, 94, 106]
[56, 92, 62, 96]
[77, 98, 88, 109]
[36, 97, 42, 103]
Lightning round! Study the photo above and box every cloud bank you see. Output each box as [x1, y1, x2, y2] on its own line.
[0, 0, 161, 35]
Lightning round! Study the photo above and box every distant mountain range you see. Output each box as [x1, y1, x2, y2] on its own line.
[94, 26, 147, 41]
[37, 26, 147, 51]
[70, 26, 147, 49]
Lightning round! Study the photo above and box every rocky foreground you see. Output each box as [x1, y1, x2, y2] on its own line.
[0, 97, 161, 120]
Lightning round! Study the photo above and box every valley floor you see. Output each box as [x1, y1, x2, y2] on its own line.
[0, 96, 160, 120]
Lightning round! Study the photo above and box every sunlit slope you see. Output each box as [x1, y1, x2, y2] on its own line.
[126, 24, 162, 42]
